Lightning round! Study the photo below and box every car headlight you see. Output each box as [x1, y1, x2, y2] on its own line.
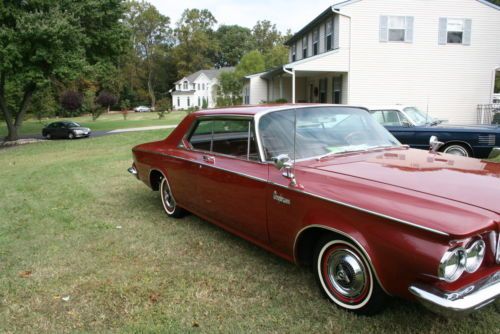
[438, 247, 466, 282]
[74, 130, 83, 134]
[464, 240, 485, 273]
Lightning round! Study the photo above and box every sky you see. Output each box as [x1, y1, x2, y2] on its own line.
[148, 0, 337, 34]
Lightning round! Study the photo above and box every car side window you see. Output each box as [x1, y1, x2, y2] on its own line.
[188, 119, 259, 161]
[373, 110, 404, 126]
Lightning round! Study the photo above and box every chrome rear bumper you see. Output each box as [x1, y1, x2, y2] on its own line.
[128, 166, 138, 178]
[409, 271, 500, 315]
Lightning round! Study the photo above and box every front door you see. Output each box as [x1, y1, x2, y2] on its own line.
[186, 117, 269, 243]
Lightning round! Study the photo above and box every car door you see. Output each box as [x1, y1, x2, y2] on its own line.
[185, 117, 269, 243]
[374, 110, 416, 146]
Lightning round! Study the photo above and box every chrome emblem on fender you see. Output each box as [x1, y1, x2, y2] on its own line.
[273, 191, 291, 205]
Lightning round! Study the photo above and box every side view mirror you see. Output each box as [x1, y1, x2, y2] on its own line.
[429, 135, 444, 153]
[401, 120, 412, 128]
[273, 154, 297, 186]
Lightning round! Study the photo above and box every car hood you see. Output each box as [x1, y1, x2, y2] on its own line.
[305, 148, 500, 215]
[70, 127, 91, 131]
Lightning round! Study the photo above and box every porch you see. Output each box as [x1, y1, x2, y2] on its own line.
[262, 69, 349, 105]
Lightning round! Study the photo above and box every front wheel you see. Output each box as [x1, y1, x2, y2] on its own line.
[68, 132, 75, 139]
[160, 177, 186, 218]
[314, 236, 388, 315]
[441, 144, 471, 157]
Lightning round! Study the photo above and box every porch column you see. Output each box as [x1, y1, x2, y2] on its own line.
[292, 70, 296, 104]
[279, 75, 283, 99]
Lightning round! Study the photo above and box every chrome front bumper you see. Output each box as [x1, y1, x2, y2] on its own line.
[409, 271, 500, 315]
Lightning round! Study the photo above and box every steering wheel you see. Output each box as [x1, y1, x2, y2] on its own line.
[344, 131, 366, 145]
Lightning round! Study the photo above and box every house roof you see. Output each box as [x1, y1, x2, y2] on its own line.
[175, 67, 234, 84]
[285, 0, 500, 45]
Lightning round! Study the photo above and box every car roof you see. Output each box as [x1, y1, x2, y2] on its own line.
[365, 105, 413, 111]
[191, 104, 369, 117]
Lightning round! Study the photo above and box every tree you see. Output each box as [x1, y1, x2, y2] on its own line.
[0, 0, 127, 141]
[124, 1, 172, 109]
[217, 71, 243, 106]
[252, 20, 284, 54]
[236, 51, 266, 77]
[60, 91, 83, 116]
[214, 25, 254, 67]
[264, 45, 289, 69]
[173, 9, 218, 77]
[96, 91, 118, 113]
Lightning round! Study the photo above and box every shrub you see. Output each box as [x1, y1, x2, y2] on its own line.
[60, 91, 83, 116]
[274, 98, 288, 104]
[156, 98, 171, 119]
[96, 91, 118, 112]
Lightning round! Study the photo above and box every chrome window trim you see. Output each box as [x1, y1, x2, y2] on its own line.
[136, 148, 450, 237]
[293, 224, 390, 295]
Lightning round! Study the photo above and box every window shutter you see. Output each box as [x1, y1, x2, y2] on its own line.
[379, 16, 388, 42]
[463, 19, 472, 45]
[438, 18, 447, 45]
[405, 16, 414, 43]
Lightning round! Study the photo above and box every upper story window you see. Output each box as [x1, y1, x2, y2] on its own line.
[312, 28, 319, 56]
[183, 81, 188, 90]
[198, 83, 201, 90]
[302, 35, 308, 58]
[192, 83, 196, 90]
[292, 43, 297, 62]
[379, 16, 414, 43]
[325, 19, 334, 51]
[202, 83, 206, 90]
[177, 84, 181, 90]
[439, 18, 471, 45]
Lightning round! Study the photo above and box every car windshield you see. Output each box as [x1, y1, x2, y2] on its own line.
[258, 107, 401, 161]
[403, 107, 435, 126]
[67, 122, 80, 128]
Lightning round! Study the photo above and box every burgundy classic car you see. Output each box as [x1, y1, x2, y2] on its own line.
[129, 105, 500, 315]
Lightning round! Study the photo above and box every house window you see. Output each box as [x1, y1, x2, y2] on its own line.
[439, 18, 471, 45]
[292, 43, 297, 62]
[388, 16, 406, 41]
[202, 83, 205, 90]
[325, 19, 334, 51]
[177, 97, 180, 107]
[197, 83, 201, 90]
[183, 81, 188, 90]
[187, 97, 190, 107]
[302, 35, 308, 58]
[312, 29, 319, 56]
[380, 16, 414, 43]
[198, 96, 201, 106]
[192, 83, 196, 90]
[177, 84, 181, 90]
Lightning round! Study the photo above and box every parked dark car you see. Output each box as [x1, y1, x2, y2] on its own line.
[42, 121, 91, 140]
[369, 106, 500, 158]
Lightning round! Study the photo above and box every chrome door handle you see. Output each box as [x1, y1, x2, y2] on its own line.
[202, 155, 215, 164]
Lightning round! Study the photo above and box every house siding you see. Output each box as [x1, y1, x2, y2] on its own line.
[341, 0, 500, 124]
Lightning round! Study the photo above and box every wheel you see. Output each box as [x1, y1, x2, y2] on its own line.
[441, 144, 471, 157]
[160, 176, 185, 218]
[68, 132, 75, 139]
[45, 133, 52, 140]
[314, 236, 388, 315]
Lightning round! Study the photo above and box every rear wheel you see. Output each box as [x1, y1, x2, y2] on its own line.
[441, 143, 471, 157]
[160, 177, 185, 218]
[314, 236, 388, 315]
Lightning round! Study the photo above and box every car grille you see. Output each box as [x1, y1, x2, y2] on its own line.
[478, 134, 496, 146]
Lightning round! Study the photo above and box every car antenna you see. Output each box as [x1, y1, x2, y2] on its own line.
[425, 95, 430, 124]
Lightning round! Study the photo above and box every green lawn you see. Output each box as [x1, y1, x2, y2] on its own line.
[0, 134, 499, 333]
[0, 112, 185, 137]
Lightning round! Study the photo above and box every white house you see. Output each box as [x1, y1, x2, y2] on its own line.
[172, 67, 233, 110]
[242, 0, 500, 124]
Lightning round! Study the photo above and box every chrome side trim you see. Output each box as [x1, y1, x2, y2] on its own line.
[135, 149, 450, 236]
[293, 224, 390, 295]
[409, 271, 500, 315]
[270, 181, 450, 237]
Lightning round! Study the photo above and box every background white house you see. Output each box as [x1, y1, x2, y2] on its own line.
[242, 0, 500, 124]
[171, 67, 233, 110]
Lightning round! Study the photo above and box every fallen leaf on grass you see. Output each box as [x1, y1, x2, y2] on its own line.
[116, 225, 122, 229]
[149, 293, 160, 304]
[18, 270, 32, 278]
[62, 296, 70, 302]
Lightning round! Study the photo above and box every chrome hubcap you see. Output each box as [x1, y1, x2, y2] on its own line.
[327, 249, 366, 298]
[162, 179, 175, 210]
[444, 146, 468, 157]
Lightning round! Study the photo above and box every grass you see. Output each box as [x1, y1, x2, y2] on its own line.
[0, 133, 499, 333]
[0, 112, 185, 137]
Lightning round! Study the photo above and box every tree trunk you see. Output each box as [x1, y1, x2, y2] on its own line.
[148, 69, 156, 109]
